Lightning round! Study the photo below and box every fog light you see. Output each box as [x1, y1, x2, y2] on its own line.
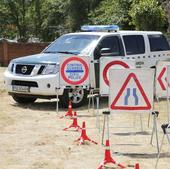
[47, 84, 51, 88]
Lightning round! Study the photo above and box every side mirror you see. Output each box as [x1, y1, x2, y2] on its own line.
[100, 48, 111, 56]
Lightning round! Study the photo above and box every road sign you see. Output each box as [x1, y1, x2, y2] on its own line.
[109, 69, 154, 113]
[155, 61, 170, 98]
[60, 56, 90, 87]
[100, 57, 136, 96]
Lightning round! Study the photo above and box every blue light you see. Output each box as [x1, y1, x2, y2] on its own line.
[81, 25, 119, 32]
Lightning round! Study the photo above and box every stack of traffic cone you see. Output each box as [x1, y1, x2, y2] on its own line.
[63, 112, 81, 131]
[98, 140, 125, 169]
[134, 163, 140, 169]
[60, 101, 73, 119]
[75, 121, 97, 145]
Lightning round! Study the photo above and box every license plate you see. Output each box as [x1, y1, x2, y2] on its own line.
[12, 85, 30, 93]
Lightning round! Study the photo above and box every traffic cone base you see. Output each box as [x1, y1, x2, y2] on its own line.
[60, 101, 73, 119]
[63, 112, 81, 131]
[134, 163, 140, 169]
[75, 121, 97, 145]
[98, 140, 125, 169]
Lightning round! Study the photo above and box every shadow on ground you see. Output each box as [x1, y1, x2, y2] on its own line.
[113, 152, 170, 159]
[11, 97, 109, 112]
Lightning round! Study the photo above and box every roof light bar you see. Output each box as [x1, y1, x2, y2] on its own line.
[81, 25, 119, 32]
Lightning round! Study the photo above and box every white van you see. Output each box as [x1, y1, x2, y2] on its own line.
[4, 25, 170, 107]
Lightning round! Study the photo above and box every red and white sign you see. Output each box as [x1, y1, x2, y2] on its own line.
[60, 56, 90, 86]
[155, 61, 170, 98]
[109, 69, 154, 113]
[100, 57, 136, 95]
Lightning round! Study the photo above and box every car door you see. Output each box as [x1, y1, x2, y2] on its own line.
[93, 35, 124, 88]
[122, 35, 146, 68]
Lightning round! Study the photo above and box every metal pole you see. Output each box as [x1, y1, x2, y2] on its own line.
[166, 73, 170, 123]
[101, 111, 110, 145]
[155, 115, 159, 153]
[55, 88, 59, 115]
[88, 89, 93, 113]
[148, 113, 151, 128]
[107, 115, 110, 140]
[150, 111, 159, 153]
[101, 115, 106, 145]
[92, 89, 95, 115]
[150, 114, 155, 145]
[165, 128, 170, 144]
[96, 96, 100, 132]
[88, 94, 91, 113]
[155, 134, 165, 169]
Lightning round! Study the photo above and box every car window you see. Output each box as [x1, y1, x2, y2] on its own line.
[44, 34, 100, 55]
[123, 35, 145, 55]
[148, 34, 170, 51]
[94, 36, 123, 59]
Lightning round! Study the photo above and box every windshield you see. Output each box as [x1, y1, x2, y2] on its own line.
[44, 34, 100, 55]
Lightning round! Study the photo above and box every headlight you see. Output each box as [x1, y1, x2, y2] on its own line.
[42, 64, 59, 75]
[7, 62, 14, 72]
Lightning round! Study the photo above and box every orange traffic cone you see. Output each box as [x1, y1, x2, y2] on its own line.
[98, 140, 125, 169]
[134, 163, 140, 169]
[60, 101, 73, 118]
[63, 112, 81, 131]
[75, 121, 97, 145]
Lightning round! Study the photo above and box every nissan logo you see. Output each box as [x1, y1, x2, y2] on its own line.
[21, 66, 27, 74]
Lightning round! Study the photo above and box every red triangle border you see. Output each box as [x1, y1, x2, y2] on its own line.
[110, 73, 151, 110]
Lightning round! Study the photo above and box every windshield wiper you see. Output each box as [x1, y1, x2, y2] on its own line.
[43, 51, 58, 53]
[56, 51, 78, 55]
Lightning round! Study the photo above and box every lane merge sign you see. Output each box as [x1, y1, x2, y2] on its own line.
[60, 56, 90, 86]
[109, 69, 154, 113]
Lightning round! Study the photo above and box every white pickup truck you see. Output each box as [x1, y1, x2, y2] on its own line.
[4, 25, 170, 107]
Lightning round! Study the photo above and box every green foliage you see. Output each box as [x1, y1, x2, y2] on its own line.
[88, 0, 133, 29]
[68, 0, 88, 31]
[129, 0, 167, 31]
[0, 0, 33, 42]
[0, 2, 16, 38]
[0, 0, 169, 41]
[40, 0, 70, 41]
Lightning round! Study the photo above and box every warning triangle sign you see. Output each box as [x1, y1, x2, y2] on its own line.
[110, 73, 151, 110]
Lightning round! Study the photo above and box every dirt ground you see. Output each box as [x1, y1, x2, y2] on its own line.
[0, 67, 170, 169]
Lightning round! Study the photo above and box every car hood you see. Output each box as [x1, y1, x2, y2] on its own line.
[12, 53, 72, 64]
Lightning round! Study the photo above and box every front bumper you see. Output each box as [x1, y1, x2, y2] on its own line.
[4, 71, 64, 96]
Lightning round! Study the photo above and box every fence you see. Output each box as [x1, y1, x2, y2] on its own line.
[0, 39, 49, 66]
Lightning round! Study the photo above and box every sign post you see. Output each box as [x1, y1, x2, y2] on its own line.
[167, 65, 170, 123]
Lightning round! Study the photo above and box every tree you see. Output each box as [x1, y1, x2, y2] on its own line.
[129, 0, 167, 31]
[2, 0, 33, 42]
[162, 0, 170, 32]
[0, 1, 17, 39]
[40, 0, 70, 41]
[88, 0, 133, 29]
[68, 0, 89, 31]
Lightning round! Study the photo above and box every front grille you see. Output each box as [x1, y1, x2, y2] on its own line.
[15, 64, 34, 75]
[12, 80, 38, 87]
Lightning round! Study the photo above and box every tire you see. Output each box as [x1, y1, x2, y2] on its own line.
[12, 94, 37, 104]
[60, 88, 88, 108]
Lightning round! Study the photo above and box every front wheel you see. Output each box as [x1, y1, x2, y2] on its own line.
[60, 88, 88, 108]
